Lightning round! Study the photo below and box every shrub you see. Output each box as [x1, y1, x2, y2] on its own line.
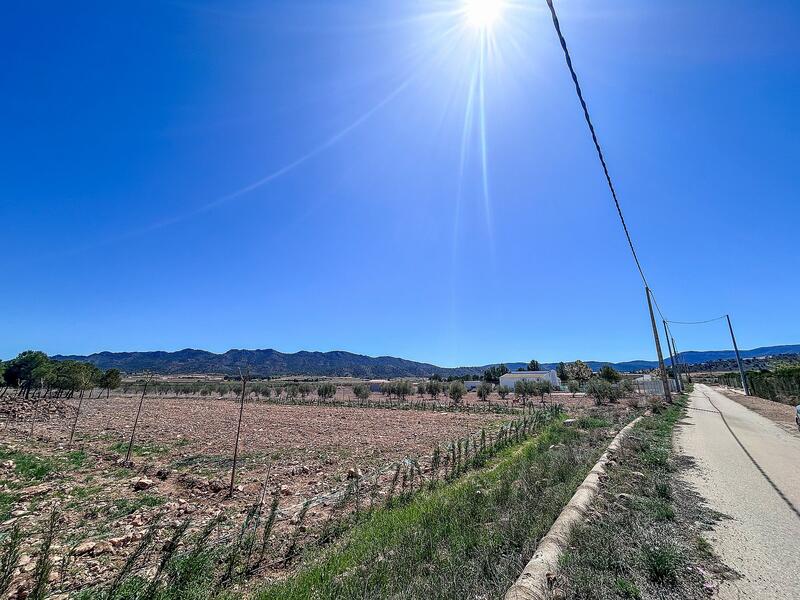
[352, 384, 369, 401]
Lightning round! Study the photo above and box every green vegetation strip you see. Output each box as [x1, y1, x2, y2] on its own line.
[558, 390, 722, 600]
[255, 422, 612, 600]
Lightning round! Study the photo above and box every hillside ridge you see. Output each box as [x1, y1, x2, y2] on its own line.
[51, 344, 800, 378]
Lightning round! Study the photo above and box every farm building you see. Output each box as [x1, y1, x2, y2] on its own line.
[368, 379, 389, 392]
[499, 370, 560, 389]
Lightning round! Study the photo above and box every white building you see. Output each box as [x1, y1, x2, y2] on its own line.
[499, 370, 560, 389]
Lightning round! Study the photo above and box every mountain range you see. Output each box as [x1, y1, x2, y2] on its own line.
[51, 344, 800, 378]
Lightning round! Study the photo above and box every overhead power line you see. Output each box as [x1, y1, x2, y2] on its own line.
[666, 316, 728, 325]
[543, 0, 648, 287]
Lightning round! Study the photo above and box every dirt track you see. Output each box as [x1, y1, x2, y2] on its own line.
[675, 384, 800, 599]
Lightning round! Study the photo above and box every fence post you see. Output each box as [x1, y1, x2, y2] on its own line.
[229, 370, 249, 498]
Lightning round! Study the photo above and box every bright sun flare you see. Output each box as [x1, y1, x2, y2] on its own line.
[463, 0, 504, 30]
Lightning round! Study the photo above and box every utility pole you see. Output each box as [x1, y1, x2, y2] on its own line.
[726, 314, 749, 395]
[670, 334, 688, 385]
[646, 286, 672, 403]
[662, 320, 682, 393]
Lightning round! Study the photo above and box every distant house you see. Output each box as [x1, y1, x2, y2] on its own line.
[369, 379, 389, 392]
[464, 380, 482, 391]
[499, 370, 560, 389]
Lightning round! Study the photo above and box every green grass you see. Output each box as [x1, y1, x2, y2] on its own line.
[0, 492, 14, 521]
[0, 448, 59, 481]
[558, 389, 721, 599]
[109, 441, 168, 458]
[68, 484, 105, 504]
[66, 450, 89, 469]
[254, 423, 609, 600]
[110, 494, 165, 519]
[52, 409, 622, 600]
[576, 415, 612, 429]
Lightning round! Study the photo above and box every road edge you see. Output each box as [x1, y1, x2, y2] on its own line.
[504, 416, 643, 600]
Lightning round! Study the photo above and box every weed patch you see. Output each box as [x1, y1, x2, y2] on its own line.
[0, 448, 58, 481]
[558, 392, 726, 599]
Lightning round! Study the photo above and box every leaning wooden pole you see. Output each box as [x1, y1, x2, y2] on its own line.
[645, 286, 672, 403]
[662, 320, 682, 393]
[229, 370, 248, 498]
[726, 314, 750, 395]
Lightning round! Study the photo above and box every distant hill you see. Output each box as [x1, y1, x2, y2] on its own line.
[668, 345, 800, 366]
[51, 344, 800, 378]
[52, 348, 503, 379]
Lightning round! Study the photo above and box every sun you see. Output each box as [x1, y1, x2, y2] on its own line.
[463, 0, 505, 30]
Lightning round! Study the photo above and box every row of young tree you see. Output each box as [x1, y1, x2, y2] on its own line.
[0, 351, 121, 399]
[482, 359, 601, 384]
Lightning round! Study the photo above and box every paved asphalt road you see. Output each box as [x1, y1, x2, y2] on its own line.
[675, 384, 800, 599]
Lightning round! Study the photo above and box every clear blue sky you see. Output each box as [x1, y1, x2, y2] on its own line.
[2, 1, 799, 366]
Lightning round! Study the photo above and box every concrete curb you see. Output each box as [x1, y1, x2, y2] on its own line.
[504, 416, 643, 600]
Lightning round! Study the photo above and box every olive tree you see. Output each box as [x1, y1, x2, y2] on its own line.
[477, 381, 493, 403]
[566, 360, 593, 383]
[353, 383, 370, 401]
[317, 382, 336, 401]
[395, 380, 413, 402]
[586, 379, 622, 405]
[514, 380, 531, 405]
[567, 380, 580, 397]
[533, 381, 552, 403]
[497, 385, 510, 400]
[426, 380, 442, 400]
[448, 381, 466, 404]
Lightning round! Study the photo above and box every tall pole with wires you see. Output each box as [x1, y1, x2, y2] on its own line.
[726, 314, 749, 395]
[543, 0, 672, 403]
[662, 320, 682, 393]
[646, 287, 672, 402]
[670, 334, 687, 384]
